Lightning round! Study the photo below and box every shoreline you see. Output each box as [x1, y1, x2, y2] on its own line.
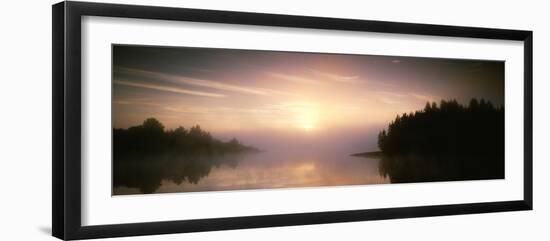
[350, 151, 383, 158]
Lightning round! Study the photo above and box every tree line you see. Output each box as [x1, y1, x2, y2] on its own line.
[378, 98, 504, 157]
[113, 118, 258, 194]
[375, 98, 504, 182]
[113, 118, 258, 157]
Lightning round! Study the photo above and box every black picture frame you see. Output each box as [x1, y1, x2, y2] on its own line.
[52, 1, 533, 240]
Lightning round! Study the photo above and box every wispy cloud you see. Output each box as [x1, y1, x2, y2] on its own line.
[162, 106, 211, 114]
[374, 91, 408, 98]
[268, 72, 323, 85]
[373, 90, 440, 105]
[162, 105, 287, 118]
[309, 69, 361, 84]
[269, 70, 361, 85]
[117, 67, 282, 96]
[411, 93, 440, 103]
[113, 99, 163, 107]
[114, 79, 225, 98]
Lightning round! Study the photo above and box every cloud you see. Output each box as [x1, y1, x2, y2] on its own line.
[114, 80, 225, 98]
[162, 106, 211, 114]
[411, 93, 440, 102]
[113, 99, 163, 107]
[268, 72, 323, 85]
[372, 91, 440, 106]
[269, 70, 361, 85]
[117, 67, 278, 96]
[374, 91, 407, 98]
[309, 69, 361, 84]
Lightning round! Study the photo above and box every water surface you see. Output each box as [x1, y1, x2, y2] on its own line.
[113, 150, 389, 195]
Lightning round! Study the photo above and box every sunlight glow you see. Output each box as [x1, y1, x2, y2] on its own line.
[302, 123, 315, 132]
[294, 163, 316, 173]
[293, 102, 319, 132]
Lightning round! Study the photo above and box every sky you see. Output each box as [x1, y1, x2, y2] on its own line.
[112, 45, 504, 152]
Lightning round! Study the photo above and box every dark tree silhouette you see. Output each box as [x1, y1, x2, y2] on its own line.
[376, 98, 504, 183]
[113, 118, 259, 194]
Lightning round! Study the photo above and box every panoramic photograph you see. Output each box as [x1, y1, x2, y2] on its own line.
[112, 45, 504, 195]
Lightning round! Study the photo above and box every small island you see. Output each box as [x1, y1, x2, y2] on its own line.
[353, 98, 504, 183]
[113, 118, 259, 194]
[350, 151, 383, 158]
[114, 118, 259, 156]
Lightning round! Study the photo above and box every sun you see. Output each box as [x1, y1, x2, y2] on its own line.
[301, 123, 315, 132]
[295, 106, 319, 132]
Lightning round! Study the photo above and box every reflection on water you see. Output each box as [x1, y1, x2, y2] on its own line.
[113, 150, 505, 195]
[378, 154, 504, 183]
[113, 151, 389, 195]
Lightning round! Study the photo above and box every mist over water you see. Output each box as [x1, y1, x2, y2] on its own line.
[215, 126, 382, 155]
[112, 118, 392, 195]
[113, 100, 505, 195]
[114, 144, 389, 195]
